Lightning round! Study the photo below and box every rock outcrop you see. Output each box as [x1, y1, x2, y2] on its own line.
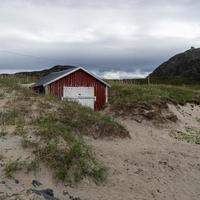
[150, 47, 200, 80]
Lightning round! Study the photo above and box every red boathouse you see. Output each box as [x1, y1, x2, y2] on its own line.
[32, 66, 111, 110]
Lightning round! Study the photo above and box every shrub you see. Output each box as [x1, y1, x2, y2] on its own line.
[35, 139, 107, 184]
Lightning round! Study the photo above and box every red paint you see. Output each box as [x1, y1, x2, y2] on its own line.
[48, 69, 107, 110]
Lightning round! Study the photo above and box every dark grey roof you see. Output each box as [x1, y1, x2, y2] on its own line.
[32, 67, 77, 87]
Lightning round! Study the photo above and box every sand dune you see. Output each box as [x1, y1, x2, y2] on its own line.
[0, 103, 200, 200]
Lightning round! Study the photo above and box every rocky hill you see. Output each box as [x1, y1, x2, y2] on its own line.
[150, 47, 200, 80]
[15, 65, 76, 77]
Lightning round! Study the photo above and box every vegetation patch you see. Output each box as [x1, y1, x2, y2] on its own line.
[54, 102, 129, 139]
[196, 117, 200, 123]
[30, 118, 107, 184]
[109, 82, 200, 105]
[21, 137, 39, 149]
[0, 127, 7, 137]
[0, 110, 23, 125]
[34, 139, 107, 184]
[4, 160, 22, 178]
[108, 82, 200, 120]
[4, 159, 39, 178]
[170, 127, 200, 145]
[0, 76, 129, 184]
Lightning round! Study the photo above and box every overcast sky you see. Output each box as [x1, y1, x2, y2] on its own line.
[0, 0, 200, 78]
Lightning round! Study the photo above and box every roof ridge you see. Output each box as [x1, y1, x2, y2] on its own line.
[51, 66, 77, 74]
[32, 66, 111, 88]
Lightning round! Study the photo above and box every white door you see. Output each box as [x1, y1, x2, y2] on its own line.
[63, 87, 95, 110]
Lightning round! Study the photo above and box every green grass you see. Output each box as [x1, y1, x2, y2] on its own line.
[34, 138, 107, 183]
[31, 117, 108, 183]
[0, 110, 23, 125]
[4, 159, 24, 178]
[108, 82, 200, 118]
[0, 74, 35, 85]
[109, 82, 200, 106]
[170, 127, 200, 145]
[52, 101, 129, 138]
[4, 159, 39, 178]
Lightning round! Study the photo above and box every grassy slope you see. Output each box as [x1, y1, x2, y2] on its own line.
[108, 82, 200, 119]
[109, 82, 200, 105]
[0, 77, 129, 184]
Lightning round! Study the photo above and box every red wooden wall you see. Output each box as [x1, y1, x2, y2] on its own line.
[48, 69, 107, 110]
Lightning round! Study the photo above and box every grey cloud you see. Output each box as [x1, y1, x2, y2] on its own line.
[0, 0, 200, 76]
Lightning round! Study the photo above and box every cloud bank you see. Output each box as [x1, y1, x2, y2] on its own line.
[94, 70, 149, 79]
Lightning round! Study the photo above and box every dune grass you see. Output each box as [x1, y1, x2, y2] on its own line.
[31, 116, 108, 183]
[4, 159, 39, 178]
[0, 76, 129, 184]
[0, 74, 34, 85]
[109, 82, 200, 106]
[108, 82, 200, 118]
[170, 127, 200, 145]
